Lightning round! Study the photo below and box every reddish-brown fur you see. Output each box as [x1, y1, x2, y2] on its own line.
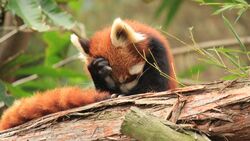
[0, 87, 109, 130]
[88, 20, 176, 88]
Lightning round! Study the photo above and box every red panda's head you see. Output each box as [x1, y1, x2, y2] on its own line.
[71, 18, 150, 84]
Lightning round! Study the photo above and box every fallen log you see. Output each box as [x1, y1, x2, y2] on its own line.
[0, 79, 249, 141]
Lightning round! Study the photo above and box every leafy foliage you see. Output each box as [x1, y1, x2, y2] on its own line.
[155, 0, 183, 28]
[0, 0, 89, 106]
[195, 0, 250, 22]
[42, 32, 71, 66]
[40, 0, 75, 29]
[6, 0, 75, 31]
[179, 64, 207, 79]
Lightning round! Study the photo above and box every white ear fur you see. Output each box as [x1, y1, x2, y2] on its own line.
[110, 18, 145, 47]
[70, 34, 88, 62]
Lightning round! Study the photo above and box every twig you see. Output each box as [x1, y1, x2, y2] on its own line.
[0, 26, 21, 30]
[172, 36, 250, 55]
[52, 54, 80, 68]
[12, 74, 38, 86]
[178, 78, 208, 86]
[0, 25, 27, 44]
[12, 54, 81, 86]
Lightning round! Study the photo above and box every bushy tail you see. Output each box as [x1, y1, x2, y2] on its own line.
[0, 87, 110, 130]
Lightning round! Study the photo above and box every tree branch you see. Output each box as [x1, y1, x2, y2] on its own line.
[0, 25, 26, 44]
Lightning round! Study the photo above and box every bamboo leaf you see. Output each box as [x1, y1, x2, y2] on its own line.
[179, 64, 207, 78]
[14, 66, 86, 78]
[42, 31, 70, 66]
[6, 84, 32, 98]
[18, 78, 57, 91]
[222, 15, 247, 52]
[155, 0, 170, 18]
[164, 0, 183, 28]
[7, 0, 49, 31]
[0, 54, 43, 77]
[7, 0, 76, 31]
[40, 0, 75, 29]
[222, 74, 239, 80]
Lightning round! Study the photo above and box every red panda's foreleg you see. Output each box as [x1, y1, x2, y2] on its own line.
[88, 57, 119, 93]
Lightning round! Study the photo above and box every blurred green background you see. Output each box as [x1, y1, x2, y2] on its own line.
[0, 0, 249, 108]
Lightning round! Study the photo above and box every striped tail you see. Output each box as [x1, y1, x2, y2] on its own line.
[0, 87, 110, 130]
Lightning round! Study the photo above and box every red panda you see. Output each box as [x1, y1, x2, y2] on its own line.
[0, 18, 177, 130]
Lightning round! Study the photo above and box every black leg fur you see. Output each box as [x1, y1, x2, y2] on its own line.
[127, 37, 170, 95]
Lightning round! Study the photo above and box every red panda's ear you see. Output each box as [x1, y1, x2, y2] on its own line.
[110, 18, 146, 47]
[71, 34, 90, 58]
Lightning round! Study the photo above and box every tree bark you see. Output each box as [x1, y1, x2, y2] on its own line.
[0, 79, 250, 141]
[121, 107, 210, 141]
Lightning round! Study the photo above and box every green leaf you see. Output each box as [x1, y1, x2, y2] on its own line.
[215, 47, 246, 54]
[14, 66, 86, 78]
[223, 15, 247, 52]
[213, 4, 234, 15]
[7, 0, 76, 32]
[155, 0, 183, 28]
[40, 0, 75, 29]
[19, 78, 57, 91]
[0, 81, 15, 106]
[199, 58, 225, 68]
[7, 0, 49, 31]
[235, 8, 247, 23]
[68, 0, 83, 14]
[164, 0, 183, 27]
[194, 0, 205, 3]
[0, 54, 43, 78]
[222, 74, 239, 80]
[179, 64, 207, 78]
[155, 0, 170, 18]
[42, 31, 70, 66]
[6, 84, 32, 98]
[235, 0, 248, 4]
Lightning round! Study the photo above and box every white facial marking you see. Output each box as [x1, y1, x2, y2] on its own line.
[118, 75, 129, 83]
[70, 34, 88, 62]
[110, 18, 146, 47]
[120, 79, 138, 93]
[129, 62, 146, 75]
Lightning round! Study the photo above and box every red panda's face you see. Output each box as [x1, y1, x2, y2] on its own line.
[71, 18, 148, 84]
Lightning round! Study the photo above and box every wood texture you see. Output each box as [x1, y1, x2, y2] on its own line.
[0, 79, 249, 141]
[121, 107, 210, 141]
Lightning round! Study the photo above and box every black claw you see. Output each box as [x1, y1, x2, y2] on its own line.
[98, 66, 112, 77]
[88, 57, 112, 78]
[92, 58, 106, 66]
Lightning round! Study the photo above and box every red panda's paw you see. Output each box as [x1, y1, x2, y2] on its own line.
[88, 57, 116, 91]
[89, 57, 112, 77]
